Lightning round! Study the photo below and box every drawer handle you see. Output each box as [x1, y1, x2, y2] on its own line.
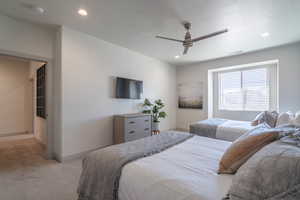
[129, 130, 135, 134]
[144, 128, 149, 131]
[129, 121, 135, 124]
[145, 120, 149, 122]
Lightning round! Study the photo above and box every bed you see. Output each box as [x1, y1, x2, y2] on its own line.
[118, 135, 233, 200]
[78, 128, 300, 200]
[77, 131, 233, 200]
[189, 118, 254, 141]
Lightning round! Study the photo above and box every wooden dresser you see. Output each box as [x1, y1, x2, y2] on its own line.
[114, 113, 152, 144]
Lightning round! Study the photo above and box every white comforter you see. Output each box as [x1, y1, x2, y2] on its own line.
[118, 135, 233, 200]
[216, 120, 253, 141]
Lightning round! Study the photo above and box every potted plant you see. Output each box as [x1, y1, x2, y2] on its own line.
[142, 98, 167, 132]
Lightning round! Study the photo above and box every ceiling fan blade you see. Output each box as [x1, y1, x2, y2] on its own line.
[191, 29, 228, 42]
[183, 46, 189, 55]
[156, 36, 183, 43]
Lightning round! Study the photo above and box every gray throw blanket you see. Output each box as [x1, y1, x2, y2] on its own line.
[77, 131, 193, 200]
[190, 118, 227, 138]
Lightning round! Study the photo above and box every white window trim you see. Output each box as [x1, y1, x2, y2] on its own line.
[208, 60, 279, 118]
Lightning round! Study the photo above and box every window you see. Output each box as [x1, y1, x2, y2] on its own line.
[37, 64, 46, 118]
[217, 65, 277, 111]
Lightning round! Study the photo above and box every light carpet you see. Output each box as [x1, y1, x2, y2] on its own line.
[0, 137, 82, 200]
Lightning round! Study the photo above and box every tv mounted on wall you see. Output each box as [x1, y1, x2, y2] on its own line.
[116, 77, 143, 99]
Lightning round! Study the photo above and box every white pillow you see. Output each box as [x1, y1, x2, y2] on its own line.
[293, 111, 300, 127]
[251, 111, 278, 127]
[276, 111, 294, 127]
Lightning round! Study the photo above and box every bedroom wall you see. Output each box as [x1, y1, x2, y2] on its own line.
[176, 42, 300, 130]
[60, 27, 177, 158]
[0, 14, 54, 59]
[0, 56, 33, 136]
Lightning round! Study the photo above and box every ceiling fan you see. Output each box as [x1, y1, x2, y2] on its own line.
[156, 22, 228, 55]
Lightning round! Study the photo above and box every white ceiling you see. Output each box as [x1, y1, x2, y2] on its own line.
[0, 0, 300, 65]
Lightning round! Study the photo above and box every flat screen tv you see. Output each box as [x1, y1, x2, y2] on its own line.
[116, 77, 143, 99]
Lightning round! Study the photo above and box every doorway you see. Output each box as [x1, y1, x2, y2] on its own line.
[0, 54, 49, 159]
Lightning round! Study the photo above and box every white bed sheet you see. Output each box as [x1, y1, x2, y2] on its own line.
[216, 120, 254, 141]
[118, 135, 233, 200]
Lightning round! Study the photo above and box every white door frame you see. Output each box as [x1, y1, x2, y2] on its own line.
[0, 49, 54, 160]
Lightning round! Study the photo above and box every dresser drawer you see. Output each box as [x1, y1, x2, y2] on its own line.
[125, 116, 151, 124]
[140, 116, 151, 125]
[124, 118, 151, 141]
[125, 117, 139, 131]
[124, 129, 139, 142]
[125, 116, 151, 129]
[125, 128, 151, 141]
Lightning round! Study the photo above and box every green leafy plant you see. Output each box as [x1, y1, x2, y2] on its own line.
[142, 98, 167, 123]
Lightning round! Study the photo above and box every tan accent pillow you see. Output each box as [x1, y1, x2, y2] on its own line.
[218, 124, 279, 174]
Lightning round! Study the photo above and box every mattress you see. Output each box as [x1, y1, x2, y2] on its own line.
[118, 135, 233, 200]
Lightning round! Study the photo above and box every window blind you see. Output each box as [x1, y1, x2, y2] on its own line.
[218, 67, 271, 111]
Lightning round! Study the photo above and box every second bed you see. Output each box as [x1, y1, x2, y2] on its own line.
[190, 118, 254, 141]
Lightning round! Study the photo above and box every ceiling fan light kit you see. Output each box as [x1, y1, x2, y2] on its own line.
[156, 22, 228, 55]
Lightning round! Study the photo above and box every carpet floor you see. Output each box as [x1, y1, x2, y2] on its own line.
[0, 137, 82, 200]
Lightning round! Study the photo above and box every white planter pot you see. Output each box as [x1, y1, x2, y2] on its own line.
[152, 122, 160, 131]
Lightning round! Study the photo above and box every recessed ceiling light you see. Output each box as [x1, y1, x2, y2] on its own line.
[261, 32, 270, 38]
[78, 9, 88, 16]
[21, 3, 45, 14]
[34, 6, 45, 14]
[174, 55, 180, 59]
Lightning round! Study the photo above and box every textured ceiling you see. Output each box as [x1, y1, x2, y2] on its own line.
[0, 0, 300, 65]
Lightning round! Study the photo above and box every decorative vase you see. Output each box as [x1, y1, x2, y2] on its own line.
[152, 122, 160, 132]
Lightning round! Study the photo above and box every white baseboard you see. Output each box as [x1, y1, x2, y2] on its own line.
[61, 145, 111, 162]
[175, 128, 189, 132]
[0, 131, 29, 137]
